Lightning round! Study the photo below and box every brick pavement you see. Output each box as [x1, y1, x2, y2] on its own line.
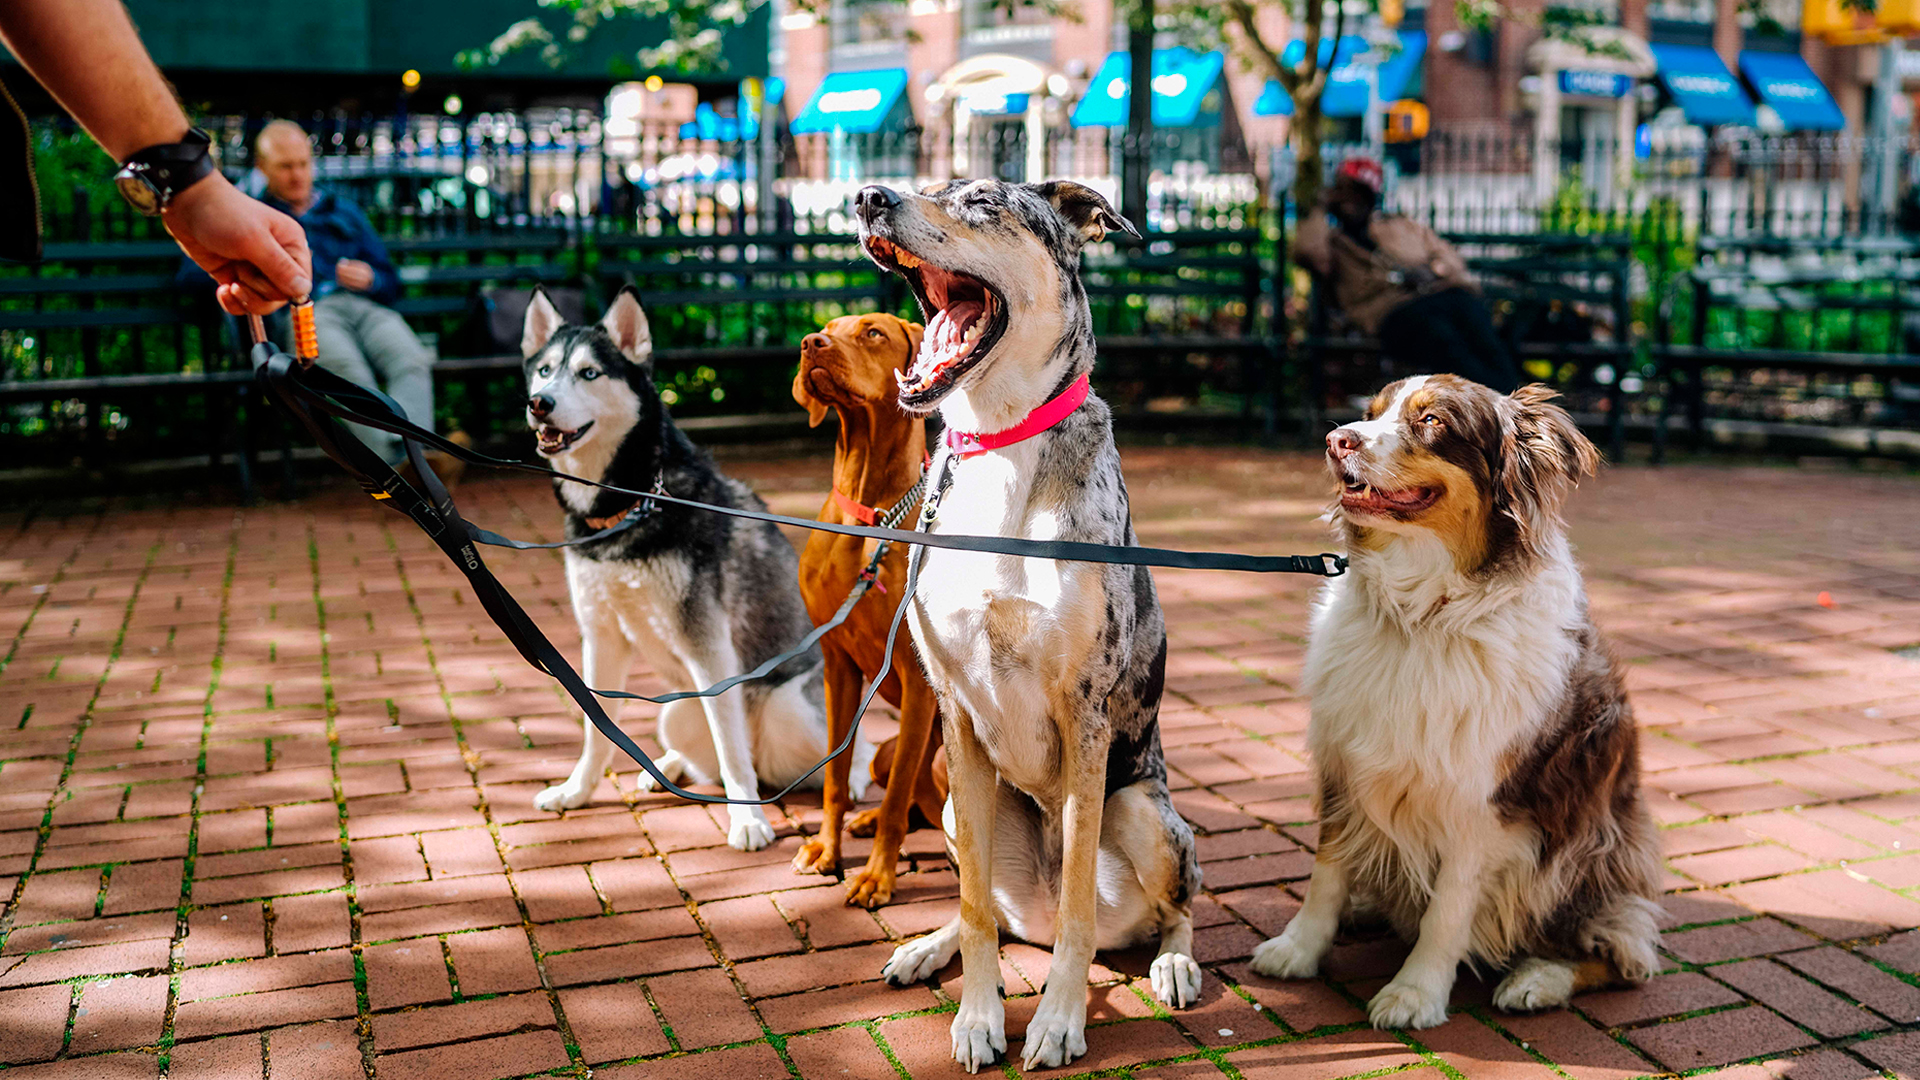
[0, 449, 1917, 1080]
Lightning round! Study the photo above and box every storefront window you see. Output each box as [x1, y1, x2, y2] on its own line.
[831, 0, 909, 49]
[964, 0, 1051, 31]
[1739, 0, 1800, 35]
[1544, 0, 1622, 26]
[1648, 0, 1714, 24]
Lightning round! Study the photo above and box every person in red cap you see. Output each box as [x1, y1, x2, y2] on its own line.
[1297, 155, 1519, 391]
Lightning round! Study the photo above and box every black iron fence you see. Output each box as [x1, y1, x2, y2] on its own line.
[31, 107, 1920, 242]
[1368, 124, 1919, 239]
[7, 108, 1920, 483]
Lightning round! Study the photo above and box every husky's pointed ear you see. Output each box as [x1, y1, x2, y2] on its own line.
[1033, 180, 1140, 244]
[522, 286, 564, 359]
[601, 286, 654, 367]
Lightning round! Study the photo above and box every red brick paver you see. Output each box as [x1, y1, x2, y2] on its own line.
[2, 452, 1918, 1078]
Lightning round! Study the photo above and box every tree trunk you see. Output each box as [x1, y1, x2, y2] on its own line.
[1123, 0, 1155, 229]
[1223, 0, 1338, 214]
[1293, 92, 1325, 211]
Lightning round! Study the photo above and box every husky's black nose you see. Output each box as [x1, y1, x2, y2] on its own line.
[855, 185, 900, 220]
[527, 394, 554, 419]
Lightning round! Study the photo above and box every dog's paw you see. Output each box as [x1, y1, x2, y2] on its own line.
[844, 860, 896, 909]
[950, 1000, 1007, 1074]
[533, 781, 592, 813]
[1021, 994, 1088, 1071]
[846, 807, 882, 839]
[1150, 951, 1204, 1009]
[1249, 931, 1322, 980]
[1368, 980, 1450, 1030]
[1602, 935, 1661, 985]
[725, 814, 771, 849]
[883, 934, 953, 986]
[727, 811, 776, 852]
[633, 751, 686, 794]
[1493, 959, 1577, 1014]
[791, 838, 839, 876]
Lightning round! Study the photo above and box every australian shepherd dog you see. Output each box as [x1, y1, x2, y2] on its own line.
[1251, 375, 1661, 1029]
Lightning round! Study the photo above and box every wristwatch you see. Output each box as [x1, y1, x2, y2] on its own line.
[113, 128, 215, 216]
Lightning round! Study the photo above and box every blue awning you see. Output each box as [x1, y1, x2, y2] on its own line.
[1254, 31, 1427, 118]
[1070, 48, 1226, 128]
[1739, 51, 1844, 131]
[1651, 44, 1755, 127]
[679, 102, 758, 142]
[790, 68, 911, 134]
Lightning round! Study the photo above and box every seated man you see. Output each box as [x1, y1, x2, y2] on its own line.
[250, 119, 464, 481]
[1296, 156, 1520, 392]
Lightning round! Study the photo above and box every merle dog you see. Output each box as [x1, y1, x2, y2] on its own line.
[857, 181, 1203, 1072]
[521, 285, 870, 851]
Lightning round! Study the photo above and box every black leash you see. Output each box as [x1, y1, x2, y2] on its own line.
[252, 333, 1346, 808]
[267, 357, 1350, 579]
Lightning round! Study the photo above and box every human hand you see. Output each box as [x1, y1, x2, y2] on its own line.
[162, 174, 312, 315]
[1401, 265, 1438, 290]
[336, 259, 374, 293]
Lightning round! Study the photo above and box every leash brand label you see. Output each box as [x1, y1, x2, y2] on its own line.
[461, 544, 480, 570]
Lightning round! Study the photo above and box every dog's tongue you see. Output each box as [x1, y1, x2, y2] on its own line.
[912, 300, 986, 382]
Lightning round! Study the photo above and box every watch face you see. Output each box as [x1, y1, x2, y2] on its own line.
[115, 172, 163, 216]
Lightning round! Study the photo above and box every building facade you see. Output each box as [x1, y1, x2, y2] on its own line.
[778, 0, 1304, 181]
[776, 0, 1885, 198]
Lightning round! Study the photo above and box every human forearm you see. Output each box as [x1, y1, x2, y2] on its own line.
[0, 0, 188, 161]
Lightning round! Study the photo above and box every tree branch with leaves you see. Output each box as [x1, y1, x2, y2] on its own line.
[1215, 0, 1345, 208]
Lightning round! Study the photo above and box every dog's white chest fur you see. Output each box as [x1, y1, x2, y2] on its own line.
[1305, 538, 1583, 903]
[911, 447, 1093, 799]
[564, 550, 696, 682]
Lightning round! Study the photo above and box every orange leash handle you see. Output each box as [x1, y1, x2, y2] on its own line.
[290, 296, 318, 365]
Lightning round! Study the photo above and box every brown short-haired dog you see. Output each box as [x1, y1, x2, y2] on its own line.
[790, 313, 946, 908]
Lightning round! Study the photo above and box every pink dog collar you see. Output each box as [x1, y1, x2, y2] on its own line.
[944, 373, 1091, 459]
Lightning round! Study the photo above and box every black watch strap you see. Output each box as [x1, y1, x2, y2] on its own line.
[117, 128, 215, 212]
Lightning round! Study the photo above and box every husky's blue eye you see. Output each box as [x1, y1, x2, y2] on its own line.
[581, 369, 601, 380]
[537, 364, 552, 377]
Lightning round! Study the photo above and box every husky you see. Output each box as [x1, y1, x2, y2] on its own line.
[855, 180, 1203, 1073]
[521, 286, 870, 851]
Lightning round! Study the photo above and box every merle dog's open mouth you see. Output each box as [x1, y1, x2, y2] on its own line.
[534, 421, 592, 456]
[1337, 465, 1440, 515]
[862, 234, 1008, 410]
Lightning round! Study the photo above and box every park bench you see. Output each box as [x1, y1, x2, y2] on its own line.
[0, 239, 241, 476]
[385, 229, 592, 438]
[1083, 229, 1278, 434]
[1297, 232, 1637, 460]
[1651, 234, 1920, 458]
[0, 224, 1288, 488]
